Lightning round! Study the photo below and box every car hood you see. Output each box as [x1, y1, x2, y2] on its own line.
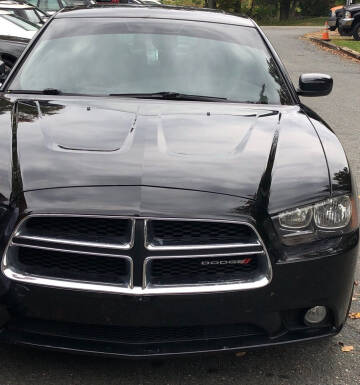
[345, 3, 360, 11]
[10, 97, 330, 214]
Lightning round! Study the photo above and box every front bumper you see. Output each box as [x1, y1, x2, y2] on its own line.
[340, 18, 354, 28]
[0, 240, 356, 357]
[328, 17, 337, 28]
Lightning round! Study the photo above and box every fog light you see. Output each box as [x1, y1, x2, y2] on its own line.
[304, 306, 328, 326]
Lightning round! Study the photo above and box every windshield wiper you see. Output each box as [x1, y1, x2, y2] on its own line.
[109, 92, 228, 102]
[9, 88, 63, 95]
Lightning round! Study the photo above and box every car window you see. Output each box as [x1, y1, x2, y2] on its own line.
[38, 0, 60, 11]
[1, 14, 39, 31]
[26, 0, 39, 5]
[9, 18, 292, 104]
[13, 8, 42, 24]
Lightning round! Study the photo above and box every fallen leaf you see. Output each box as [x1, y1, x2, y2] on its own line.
[349, 312, 360, 319]
[235, 352, 247, 357]
[341, 345, 354, 352]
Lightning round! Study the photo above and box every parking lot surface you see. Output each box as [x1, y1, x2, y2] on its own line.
[0, 26, 359, 385]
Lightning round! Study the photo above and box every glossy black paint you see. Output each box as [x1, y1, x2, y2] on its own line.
[297, 73, 333, 97]
[0, 6, 357, 357]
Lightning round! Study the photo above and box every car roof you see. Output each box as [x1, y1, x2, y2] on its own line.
[56, 5, 255, 27]
[0, 1, 35, 9]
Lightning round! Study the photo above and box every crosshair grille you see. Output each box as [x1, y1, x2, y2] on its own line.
[3, 215, 271, 294]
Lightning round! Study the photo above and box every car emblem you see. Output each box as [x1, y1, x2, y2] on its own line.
[200, 258, 252, 266]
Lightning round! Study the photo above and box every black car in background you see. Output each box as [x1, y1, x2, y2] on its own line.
[0, 34, 28, 73]
[328, 1, 353, 32]
[339, 3, 360, 39]
[0, 6, 358, 358]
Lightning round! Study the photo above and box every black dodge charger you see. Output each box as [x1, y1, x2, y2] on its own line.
[0, 5, 358, 357]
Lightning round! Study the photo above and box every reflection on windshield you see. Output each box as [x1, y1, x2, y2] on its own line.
[9, 18, 292, 105]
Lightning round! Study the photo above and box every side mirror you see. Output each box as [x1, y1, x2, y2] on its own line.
[297, 73, 333, 97]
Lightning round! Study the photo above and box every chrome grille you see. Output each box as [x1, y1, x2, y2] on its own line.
[146, 219, 259, 249]
[15, 216, 134, 249]
[11, 246, 130, 285]
[147, 253, 259, 286]
[2, 215, 272, 294]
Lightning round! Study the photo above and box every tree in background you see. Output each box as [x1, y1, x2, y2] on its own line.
[299, 0, 332, 16]
[213, 0, 338, 21]
[280, 0, 291, 20]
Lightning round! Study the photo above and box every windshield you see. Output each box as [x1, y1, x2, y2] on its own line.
[13, 8, 42, 24]
[9, 18, 292, 104]
[37, 0, 60, 12]
[63, 0, 89, 5]
[1, 13, 39, 30]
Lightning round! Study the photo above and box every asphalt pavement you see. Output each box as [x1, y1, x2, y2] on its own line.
[0, 26, 359, 385]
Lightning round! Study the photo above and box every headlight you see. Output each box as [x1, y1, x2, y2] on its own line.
[345, 10, 352, 18]
[314, 196, 351, 229]
[273, 195, 357, 245]
[279, 207, 312, 229]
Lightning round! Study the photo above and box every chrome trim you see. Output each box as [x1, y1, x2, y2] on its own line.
[140, 276, 271, 295]
[340, 17, 354, 27]
[10, 242, 131, 258]
[14, 214, 135, 250]
[2, 247, 134, 291]
[2, 268, 135, 294]
[2, 214, 272, 295]
[1, 268, 270, 295]
[283, 230, 314, 238]
[144, 218, 261, 251]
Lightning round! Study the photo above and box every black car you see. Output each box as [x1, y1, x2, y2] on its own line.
[0, 35, 28, 72]
[339, 3, 360, 39]
[0, 6, 358, 358]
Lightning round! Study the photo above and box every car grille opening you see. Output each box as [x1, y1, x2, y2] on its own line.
[19, 216, 133, 247]
[147, 254, 259, 286]
[146, 220, 258, 248]
[10, 247, 130, 285]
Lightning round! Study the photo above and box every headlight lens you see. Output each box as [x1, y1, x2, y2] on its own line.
[279, 207, 312, 229]
[273, 195, 356, 246]
[345, 10, 352, 18]
[314, 196, 351, 229]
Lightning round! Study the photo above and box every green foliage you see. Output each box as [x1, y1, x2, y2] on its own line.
[163, 0, 204, 6]
[299, 0, 331, 16]
[333, 39, 360, 53]
[162, 0, 345, 22]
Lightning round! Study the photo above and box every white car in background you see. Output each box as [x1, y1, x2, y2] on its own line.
[0, 9, 39, 39]
[141, 0, 162, 4]
[0, 1, 49, 26]
[27, 0, 95, 15]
